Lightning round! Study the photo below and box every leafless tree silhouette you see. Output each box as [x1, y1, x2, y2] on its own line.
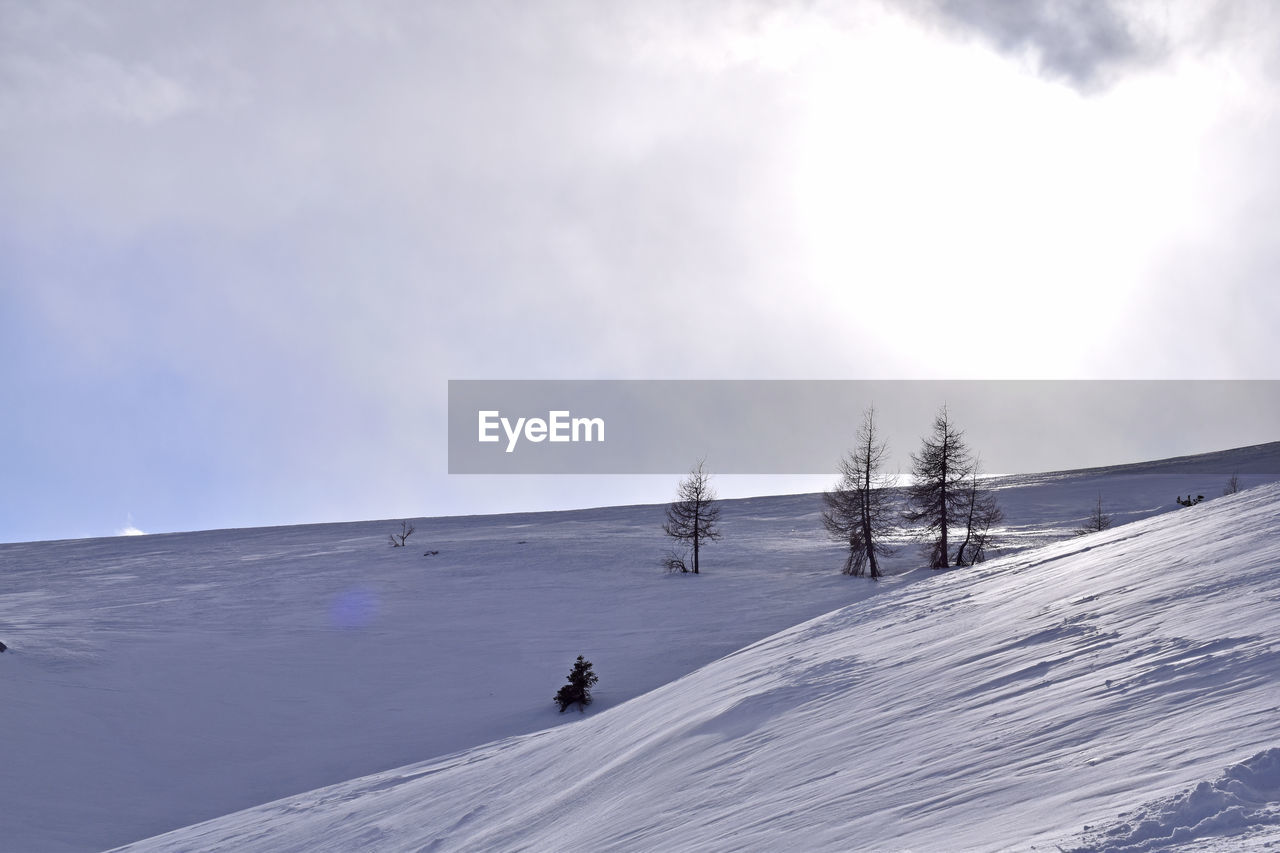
[663, 460, 722, 574]
[822, 407, 895, 578]
[903, 405, 974, 568]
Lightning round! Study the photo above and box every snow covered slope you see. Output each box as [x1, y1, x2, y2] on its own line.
[3, 443, 1277, 851]
[2, 502, 877, 852]
[114, 477, 1280, 851]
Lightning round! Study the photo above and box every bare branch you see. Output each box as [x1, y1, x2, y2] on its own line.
[661, 549, 689, 574]
[390, 520, 415, 547]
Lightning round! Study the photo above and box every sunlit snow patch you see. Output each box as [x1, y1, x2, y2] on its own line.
[117, 514, 146, 536]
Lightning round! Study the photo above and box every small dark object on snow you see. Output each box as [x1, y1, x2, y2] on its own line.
[0, 640, 7, 652]
[389, 521, 415, 547]
[554, 655, 599, 713]
[423, 550, 439, 557]
[1176, 494, 1205, 507]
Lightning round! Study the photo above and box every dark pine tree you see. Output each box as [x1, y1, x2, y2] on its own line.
[554, 655, 599, 713]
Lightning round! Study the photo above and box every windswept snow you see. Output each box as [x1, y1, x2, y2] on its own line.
[1069, 748, 1280, 852]
[3, 443, 1279, 852]
[121, 466, 1280, 851]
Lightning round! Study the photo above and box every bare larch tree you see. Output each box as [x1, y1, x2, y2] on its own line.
[663, 459, 722, 574]
[903, 405, 974, 568]
[954, 462, 1002, 565]
[1074, 493, 1113, 536]
[822, 406, 895, 578]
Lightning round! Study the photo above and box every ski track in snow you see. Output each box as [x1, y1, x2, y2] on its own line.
[2, 443, 1279, 852]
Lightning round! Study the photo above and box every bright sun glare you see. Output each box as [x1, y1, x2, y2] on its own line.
[769, 11, 1223, 377]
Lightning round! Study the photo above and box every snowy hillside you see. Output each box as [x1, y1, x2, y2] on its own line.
[2, 443, 1278, 851]
[106, 479, 1280, 852]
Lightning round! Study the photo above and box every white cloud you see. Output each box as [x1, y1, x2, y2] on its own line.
[2, 0, 1278, 538]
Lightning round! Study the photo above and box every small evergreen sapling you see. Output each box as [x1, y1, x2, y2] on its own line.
[554, 655, 599, 713]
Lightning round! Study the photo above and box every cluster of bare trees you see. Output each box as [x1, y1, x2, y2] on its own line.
[901, 406, 1002, 569]
[654, 411, 1258, 578]
[658, 406, 1005, 579]
[821, 405, 1002, 576]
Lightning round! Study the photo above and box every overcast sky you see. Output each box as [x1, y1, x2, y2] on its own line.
[3, 0, 1279, 542]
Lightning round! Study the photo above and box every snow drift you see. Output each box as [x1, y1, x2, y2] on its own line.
[1068, 747, 1280, 851]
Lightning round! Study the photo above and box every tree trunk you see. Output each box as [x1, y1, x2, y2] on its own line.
[954, 521, 972, 567]
[936, 490, 949, 568]
[692, 517, 700, 574]
[863, 504, 880, 578]
[863, 453, 880, 578]
[955, 482, 975, 567]
[937, 436, 949, 568]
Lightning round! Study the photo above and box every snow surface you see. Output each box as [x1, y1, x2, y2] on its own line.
[1068, 747, 1280, 852]
[3, 442, 1279, 851]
